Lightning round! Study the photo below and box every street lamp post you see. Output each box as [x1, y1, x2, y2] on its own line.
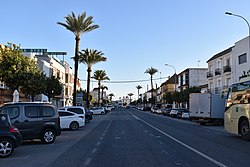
[225, 12, 250, 61]
[165, 64, 177, 92]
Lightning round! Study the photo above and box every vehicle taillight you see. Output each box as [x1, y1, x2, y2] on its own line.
[10, 126, 19, 133]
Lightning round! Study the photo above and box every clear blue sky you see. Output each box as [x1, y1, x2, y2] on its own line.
[1, 0, 250, 100]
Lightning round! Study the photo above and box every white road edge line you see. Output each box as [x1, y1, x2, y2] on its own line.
[129, 112, 228, 167]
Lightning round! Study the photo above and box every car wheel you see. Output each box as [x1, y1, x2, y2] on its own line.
[101, 112, 104, 115]
[0, 138, 14, 158]
[41, 129, 56, 144]
[70, 122, 79, 131]
[239, 119, 250, 141]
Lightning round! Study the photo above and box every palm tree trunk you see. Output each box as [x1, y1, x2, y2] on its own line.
[101, 89, 104, 102]
[86, 67, 91, 108]
[73, 36, 80, 106]
[98, 81, 101, 106]
[151, 75, 153, 105]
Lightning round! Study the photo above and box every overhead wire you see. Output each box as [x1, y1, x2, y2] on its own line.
[79, 76, 170, 84]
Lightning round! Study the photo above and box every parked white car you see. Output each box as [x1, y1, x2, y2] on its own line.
[58, 110, 85, 131]
[90, 107, 106, 115]
[59, 106, 88, 121]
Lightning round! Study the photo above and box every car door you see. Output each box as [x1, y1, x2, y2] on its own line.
[59, 111, 74, 129]
[21, 105, 44, 139]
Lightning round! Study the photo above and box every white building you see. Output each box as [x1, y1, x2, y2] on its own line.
[178, 68, 208, 91]
[207, 47, 233, 94]
[232, 36, 250, 83]
[22, 49, 78, 107]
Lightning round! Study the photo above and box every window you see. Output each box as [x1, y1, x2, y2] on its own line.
[25, 106, 40, 118]
[59, 111, 74, 117]
[1, 107, 20, 119]
[239, 53, 247, 64]
[42, 106, 55, 117]
[65, 74, 68, 83]
[226, 58, 230, 66]
[67, 108, 84, 114]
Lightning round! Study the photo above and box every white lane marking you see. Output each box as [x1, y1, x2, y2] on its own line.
[100, 136, 104, 140]
[96, 141, 101, 146]
[92, 148, 97, 154]
[129, 112, 228, 167]
[84, 157, 92, 166]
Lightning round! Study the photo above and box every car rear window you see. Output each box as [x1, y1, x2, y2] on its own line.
[0, 107, 20, 119]
[59, 111, 74, 117]
[67, 108, 84, 114]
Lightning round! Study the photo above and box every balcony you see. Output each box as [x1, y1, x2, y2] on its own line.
[207, 71, 213, 78]
[223, 65, 231, 73]
[215, 68, 221, 76]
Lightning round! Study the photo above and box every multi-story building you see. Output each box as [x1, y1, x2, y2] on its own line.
[22, 49, 79, 107]
[232, 36, 250, 83]
[207, 47, 233, 94]
[178, 68, 208, 91]
[160, 74, 176, 103]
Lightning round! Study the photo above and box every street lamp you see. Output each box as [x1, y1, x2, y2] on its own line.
[225, 12, 250, 58]
[165, 64, 177, 92]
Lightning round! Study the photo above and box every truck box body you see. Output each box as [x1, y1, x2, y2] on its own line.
[189, 93, 226, 125]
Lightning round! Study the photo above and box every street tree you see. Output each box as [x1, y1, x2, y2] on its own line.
[145, 67, 158, 105]
[21, 72, 47, 101]
[45, 76, 63, 102]
[108, 93, 114, 102]
[92, 70, 110, 105]
[136, 85, 142, 102]
[79, 48, 107, 108]
[127, 93, 134, 104]
[57, 11, 99, 106]
[100, 85, 108, 104]
[0, 43, 42, 92]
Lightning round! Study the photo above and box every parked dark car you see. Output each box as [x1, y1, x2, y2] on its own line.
[161, 107, 172, 116]
[176, 108, 189, 119]
[0, 102, 61, 144]
[0, 113, 22, 158]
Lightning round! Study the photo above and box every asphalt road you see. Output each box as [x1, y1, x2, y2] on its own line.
[2, 107, 250, 167]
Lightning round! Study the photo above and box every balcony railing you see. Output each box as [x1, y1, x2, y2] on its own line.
[207, 71, 213, 78]
[215, 68, 222, 76]
[223, 65, 231, 73]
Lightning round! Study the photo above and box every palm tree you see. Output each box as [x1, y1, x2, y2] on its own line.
[101, 85, 108, 104]
[93, 70, 110, 105]
[57, 11, 99, 106]
[79, 49, 107, 108]
[145, 67, 158, 105]
[108, 93, 115, 102]
[136, 85, 142, 100]
[127, 93, 134, 104]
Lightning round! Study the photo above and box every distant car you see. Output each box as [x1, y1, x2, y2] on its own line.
[161, 107, 172, 116]
[105, 105, 114, 111]
[169, 108, 179, 117]
[151, 106, 158, 113]
[58, 110, 85, 131]
[181, 110, 190, 119]
[0, 113, 22, 158]
[90, 107, 106, 115]
[170, 108, 189, 118]
[177, 108, 189, 119]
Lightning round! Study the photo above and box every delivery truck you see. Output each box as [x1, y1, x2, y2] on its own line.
[189, 93, 226, 125]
